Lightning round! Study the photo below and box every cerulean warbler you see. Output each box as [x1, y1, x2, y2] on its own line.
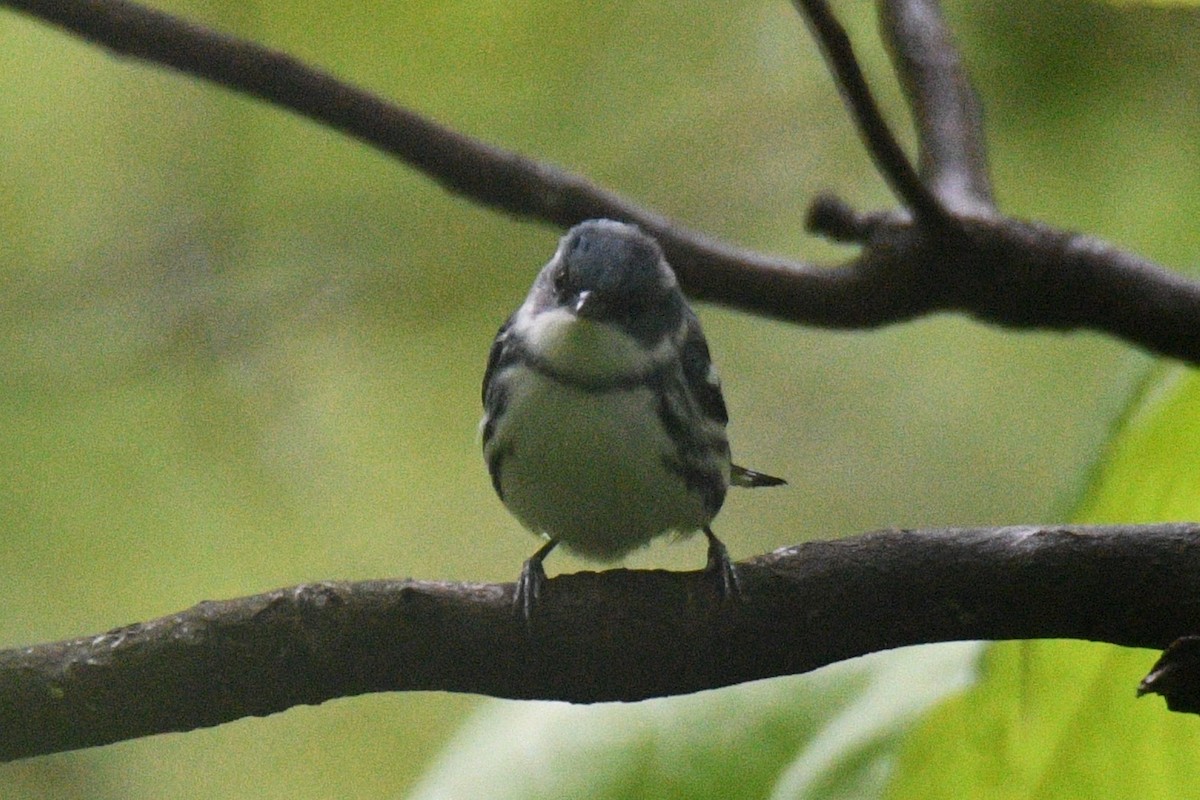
[482, 219, 785, 617]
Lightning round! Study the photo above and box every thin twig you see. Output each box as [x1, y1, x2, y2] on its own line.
[880, 0, 995, 213]
[790, 0, 948, 223]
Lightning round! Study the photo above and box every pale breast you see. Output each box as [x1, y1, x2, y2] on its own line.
[491, 368, 712, 561]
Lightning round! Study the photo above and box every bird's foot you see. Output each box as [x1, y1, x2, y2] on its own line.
[703, 526, 742, 602]
[514, 539, 558, 622]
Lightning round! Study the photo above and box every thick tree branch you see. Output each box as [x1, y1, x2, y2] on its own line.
[2, 523, 1199, 761]
[805, 202, 1200, 361]
[5, 0, 1200, 361]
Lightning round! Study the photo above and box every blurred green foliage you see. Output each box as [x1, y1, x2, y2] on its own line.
[1, 0, 1198, 797]
[408, 643, 984, 800]
[885, 365, 1200, 800]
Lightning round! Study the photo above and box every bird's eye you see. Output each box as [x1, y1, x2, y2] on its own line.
[552, 265, 569, 294]
[568, 233, 590, 257]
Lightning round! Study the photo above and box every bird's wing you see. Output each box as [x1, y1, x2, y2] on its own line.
[679, 310, 728, 426]
[482, 314, 516, 406]
[730, 464, 787, 488]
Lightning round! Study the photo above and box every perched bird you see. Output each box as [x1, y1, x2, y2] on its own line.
[481, 219, 785, 617]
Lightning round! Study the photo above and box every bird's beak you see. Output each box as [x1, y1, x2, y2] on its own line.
[573, 290, 599, 318]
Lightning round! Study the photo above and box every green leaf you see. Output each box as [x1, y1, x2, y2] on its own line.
[408, 643, 983, 800]
[1073, 366, 1200, 522]
[884, 365, 1200, 800]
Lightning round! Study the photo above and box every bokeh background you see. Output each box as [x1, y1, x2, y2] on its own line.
[2, 1, 1199, 797]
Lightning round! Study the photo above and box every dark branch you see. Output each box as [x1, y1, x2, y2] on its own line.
[879, 0, 995, 212]
[6, 0, 1200, 362]
[790, 0, 948, 223]
[3, 523, 1200, 762]
[3, 0, 633, 224]
[0, 0, 844, 321]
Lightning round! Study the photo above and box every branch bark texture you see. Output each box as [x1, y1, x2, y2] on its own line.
[3, 523, 1200, 762]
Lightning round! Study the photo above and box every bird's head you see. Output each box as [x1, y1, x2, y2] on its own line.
[532, 220, 684, 345]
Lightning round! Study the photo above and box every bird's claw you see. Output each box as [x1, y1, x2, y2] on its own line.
[514, 556, 547, 622]
[704, 527, 742, 602]
[514, 538, 558, 623]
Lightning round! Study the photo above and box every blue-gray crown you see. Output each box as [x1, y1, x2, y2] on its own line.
[548, 220, 683, 343]
[560, 220, 664, 297]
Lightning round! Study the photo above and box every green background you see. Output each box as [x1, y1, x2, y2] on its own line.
[2, 0, 1199, 797]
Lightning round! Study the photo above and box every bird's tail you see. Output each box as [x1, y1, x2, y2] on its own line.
[731, 464, 787, 488]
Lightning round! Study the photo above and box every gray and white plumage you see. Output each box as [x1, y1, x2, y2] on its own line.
[481, 219, 783, 614]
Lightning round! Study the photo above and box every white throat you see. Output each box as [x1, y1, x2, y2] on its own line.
[513, 304, 671, 383]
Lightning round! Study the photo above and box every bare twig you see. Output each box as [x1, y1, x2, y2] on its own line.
[880, 0, 995, 212]
[790, 0, 948, 223]
[3, 523, 1198, 761]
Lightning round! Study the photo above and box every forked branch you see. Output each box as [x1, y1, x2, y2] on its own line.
[4, 0, 1200, 357]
